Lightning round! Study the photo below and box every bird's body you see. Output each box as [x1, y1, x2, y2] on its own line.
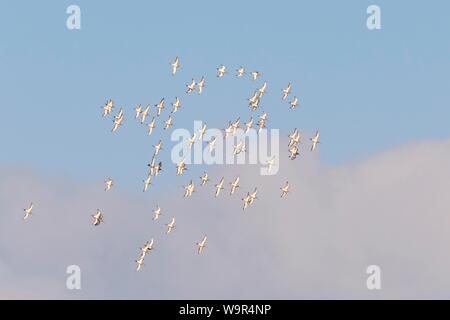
[258, 81, 268, 96]
[289, 96, 299, 109]
[217, 65, 227, 77]
[250, 71, 261, 81]
[140, 105, 150, 124]
[230, 177, 240, 195]
[200, 172, 209, 186]
[198, 123, 207, 140]
[197, 77, 205, 94]
[104, 178, 114, 191]
[197, 235, 207, 254]
[289, 145, 300, 160]
[147, 117, 156, 136]
[92, 209, 104, 226]
[236, 67, 246, 77]
[176, 159, 187, 176]
[155, 99, 165, 117]
[166, 217, 175, 234]
[280, 181, 290, 198]
[266, 157, 276, 173]
[171, 56, 180, 75]
[310, 131, 320, 152]
[23, 203, 33, 220]
[245, 117, 254, 133]
[184, 180, 195, 197]
[171, 97, 181, 113]
[153, 206, 162, 221]
[214, 177, 225, 197]
[101, 99, 114, 117]
[188, 133, 196, 149]
[154, 140, 163, 156]
[134, 104, 142, 119]
[164, 115, 173, 130]
[143, 174, 152, 192]
[186, 79, 196, 94]
[233, 140, 246, 155]
[282, 83, 292, 100]
[208, 137, 217, 153]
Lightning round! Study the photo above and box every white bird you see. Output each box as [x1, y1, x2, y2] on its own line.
[140, 105, 150, 124]
[183, 180, 195, 198]
[92, 209, 104, 226]
[104, 178, 114, 191]
[233, 140, 246, 155]
[23, 203, 34, 220]
[165, 217, 176, 234]
[288, 128, 300, 147]
[196, 235, 207, 254]
[176, 158, 187, 176]
[111, 109, 124, 133]
[171, 56, 181, 75]
[280, 181, 290, 198]
[248, 91, 260, 111]
[153, 206, 162, 221]
[188, 133, 196, 149]
[214, 177, 225, 197]
[224, 123, 234, 138]
[200, 172, 209, 186]
[134, 104, 142, 119]
[236, 67, 246, 77]
[155, 98, 165, 117]
[154, 140, 163, 156]
[231, 117, 240, 134]
[208, 137, 217, 153]
[135, 255, 145, 271]
[289, 96, 299, 109]
[148, 157, 162, 176]
[245, 117, 254, 133]
[266, 156, 276, 173]
[310, 131, 320, 152]
[250, 71, 262, 81]
[164, 115, 173, 130]
[186, 79, 196, 94]
[171, 97, 181, 113]
[249, 188, 258, 204]
[197, 123, 207, 140]
[143, 174, 152, 192]
[258, 81, 268, 96]
[140, 239, 154, 256]
[101, 99, 114, 117]
[147, 117, 156, 136]
[230, 176, 240, 195]
[282, 82, 292, 100]
[197, 77, 206, 94]
[289, 145, 300, 160]
[217, 65, 227, 77]
[242, 193, 252, 210]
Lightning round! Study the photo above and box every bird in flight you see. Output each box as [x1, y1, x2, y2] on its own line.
[280, 181, 290, 198]
[250, 71, 262, 81]
[101, 99, 114, 117]
[171, 97, 181, 113]
[92, 209, 104, 226]
[140, 238, 154, 254]
[233, 140, 246, 155]
[186, 79, 196, 94]
[214, 177, 225, 197]
[147, 117, 156, 136]
[217, 65, 227, 77]
[196, 235, 207, 254]
[165, 217, 176, 234]
[289, 145, 300, 160]
[288, 128, 300, 148]
[188, 133, 197, 149]
[207, 137, 217, 153]
[248, 91, 260, 111]
[23, 203, 34, 220]
[200, 172, 209, 186]
[111, 108, 124, 133]
[289, 96, 299, 109]
[135, 255, 145, 272]
[152, 206, 162, 221]
[245, 117, 253, 133]
[242, 193, 252, 210]
[171, 56, 181, 75]
[258, 81, 268, 97]
[236, 67, 246, 77]
[104, 178, 114, 191]
[197, 123, 207, 141]
[176, 158, 187, 176]
[266, 156, 276, 174]
[134, 104, 142, 119]
[140, 105, 150, 124]
[143, 174, 152, 192]
[183, 180, 195, 198]
[282, 82, 292, 100]
[310, 130, 320, 152]
[230, 176, 240, 195]
[197, 77, 206, 94]
[155, 98, 165, 117]
[154, 140, 163, 156]
[164, 115, 173, 130]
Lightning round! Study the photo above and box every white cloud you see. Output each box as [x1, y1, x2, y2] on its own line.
[1, 138, 450, 299]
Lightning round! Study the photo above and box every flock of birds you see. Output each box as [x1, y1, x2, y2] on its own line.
[22, 56, 320, 272]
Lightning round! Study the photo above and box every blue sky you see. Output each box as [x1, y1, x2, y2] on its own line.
[0, 0, 449, 190]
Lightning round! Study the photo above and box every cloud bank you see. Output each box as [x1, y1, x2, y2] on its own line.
[1, 138, 450, 299]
